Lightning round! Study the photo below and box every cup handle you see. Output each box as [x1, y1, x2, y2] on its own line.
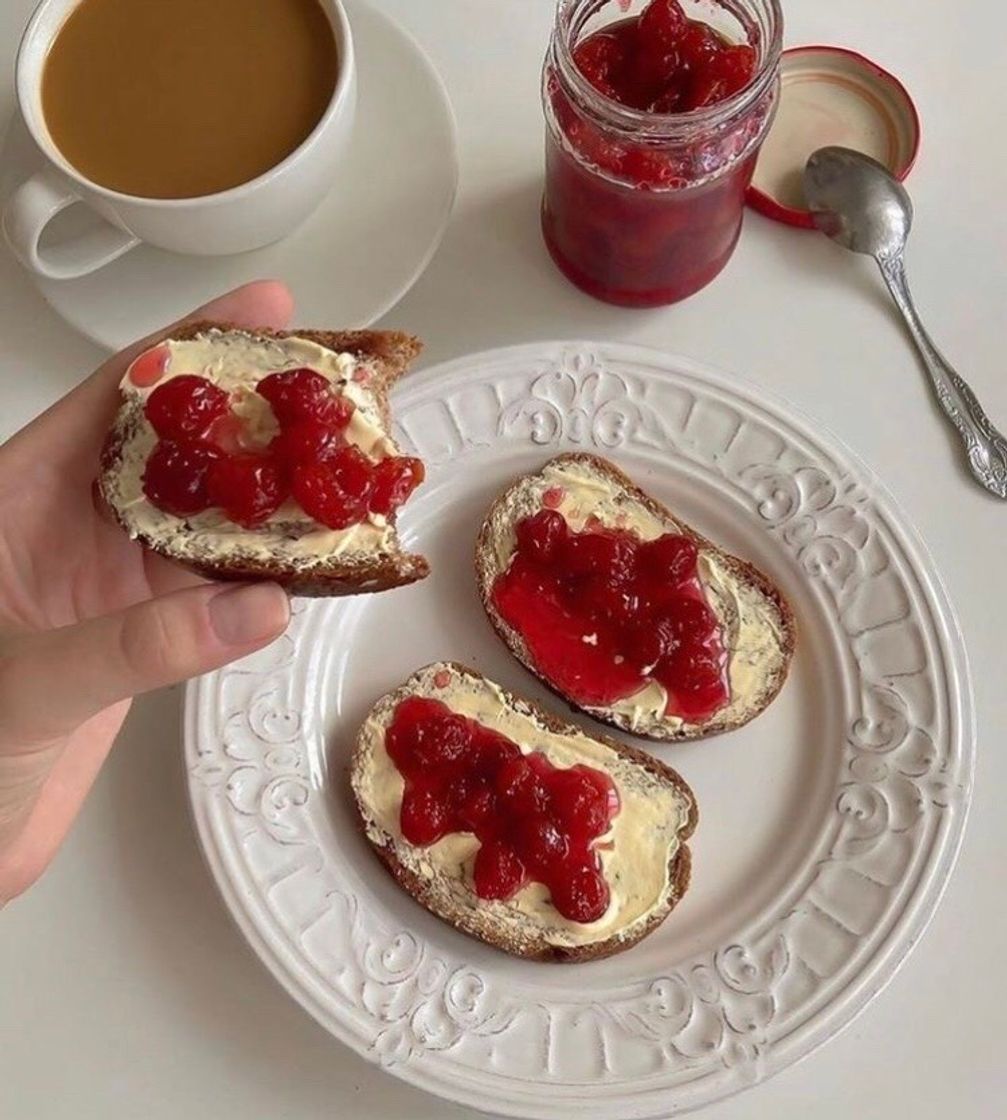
[2, 167, 140, 280]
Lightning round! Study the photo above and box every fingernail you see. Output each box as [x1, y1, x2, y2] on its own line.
[209, 583, 290, 646]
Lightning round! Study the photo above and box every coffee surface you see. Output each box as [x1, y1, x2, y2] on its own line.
[42, 0, 338, 199]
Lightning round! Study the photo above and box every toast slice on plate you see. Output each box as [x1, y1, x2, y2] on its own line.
[351, 661, 697, 962]
[475, 453, 795, 742]
[99, 323, 429, 596]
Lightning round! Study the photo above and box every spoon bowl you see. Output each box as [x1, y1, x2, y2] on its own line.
[804, 146, 913, 259]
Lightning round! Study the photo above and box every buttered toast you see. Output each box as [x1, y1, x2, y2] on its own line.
[351, 662, 697, 962]
[476, 453, 795, 741]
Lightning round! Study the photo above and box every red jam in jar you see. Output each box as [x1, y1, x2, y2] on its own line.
[542, 0, 782, 306]
[387, 697, 620, 923]
[491, 510, 730, 722]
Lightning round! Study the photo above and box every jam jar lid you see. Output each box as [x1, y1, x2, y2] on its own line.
[746, 45, 921, 229]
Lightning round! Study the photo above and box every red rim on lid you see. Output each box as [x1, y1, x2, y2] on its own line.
[746, 46, 921, 229]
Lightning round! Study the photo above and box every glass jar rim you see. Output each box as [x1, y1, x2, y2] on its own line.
[551, 0, 784, 139]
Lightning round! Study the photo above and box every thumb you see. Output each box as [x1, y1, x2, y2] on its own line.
[0, 583, 290, 744]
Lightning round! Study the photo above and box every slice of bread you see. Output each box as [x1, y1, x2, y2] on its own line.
[475, 453, 795, 742]
[99, 323, 429, 597]
[351, 661, 697, 962]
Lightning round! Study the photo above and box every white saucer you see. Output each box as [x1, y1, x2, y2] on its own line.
[0, 0, 457, 352]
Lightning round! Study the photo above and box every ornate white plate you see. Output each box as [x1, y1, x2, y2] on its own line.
[185, 342, 973, 1118]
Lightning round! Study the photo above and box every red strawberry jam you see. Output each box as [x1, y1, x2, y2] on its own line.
[370, 456, 426, 516]
[387, 697, 620, 923]
[541, 0, 779, 305]
[142, 439, 222, 516]
[573, 4, 756, 113]
[291, 446, 375, 529]
[207, 454, 287, 528]
[492, 509, 730, 722]
[139, 369, 424, 530]
[256, 368, 355, 429]
[270, 419, 345, 468]
[145, 375, 229, 441]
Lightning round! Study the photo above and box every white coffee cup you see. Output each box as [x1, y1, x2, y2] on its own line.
[2, 0, 356, 280]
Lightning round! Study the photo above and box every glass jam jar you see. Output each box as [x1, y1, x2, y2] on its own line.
[542, 0, 783, 307]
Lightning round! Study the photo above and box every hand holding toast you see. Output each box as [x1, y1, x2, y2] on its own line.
[0, 282, 294, 903]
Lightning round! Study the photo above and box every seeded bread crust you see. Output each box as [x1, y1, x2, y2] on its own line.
[474, 453, 796, 742]
[350, 661, 698, 963]
[99, 323, 429, 597]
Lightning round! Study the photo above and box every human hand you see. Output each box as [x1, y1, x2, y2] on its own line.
[0, 281, 295, 903]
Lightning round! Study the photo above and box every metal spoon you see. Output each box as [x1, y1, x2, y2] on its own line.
[804, 145, 1007, 499]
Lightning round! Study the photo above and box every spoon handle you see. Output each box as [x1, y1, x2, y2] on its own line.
[877, 253, 1007, 499]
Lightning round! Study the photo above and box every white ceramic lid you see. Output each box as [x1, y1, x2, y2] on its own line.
[747, 45, 921, 228]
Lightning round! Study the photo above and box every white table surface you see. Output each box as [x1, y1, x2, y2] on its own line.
[0, 1, 1003, 1117]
